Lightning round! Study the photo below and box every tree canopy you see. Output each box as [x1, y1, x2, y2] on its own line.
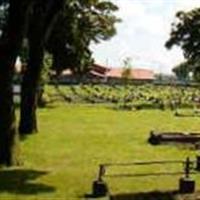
[166, 7, 200, 82]
[172, 61, 191, 81]
[165, 8, 200, 62]
[47, 0, 119, 75]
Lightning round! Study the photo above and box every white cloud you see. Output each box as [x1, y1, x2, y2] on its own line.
[114, 0, 165, 36]
[91, 0, 200, 74]
[175, 0, 200, 11]
[113, 0, 145, 19]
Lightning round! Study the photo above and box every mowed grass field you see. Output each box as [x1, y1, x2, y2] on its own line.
[1, 103, 200, 200]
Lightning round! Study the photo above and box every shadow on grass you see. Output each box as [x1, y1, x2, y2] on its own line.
[0, 169, 55, 195]
[110, 190, 178, 200]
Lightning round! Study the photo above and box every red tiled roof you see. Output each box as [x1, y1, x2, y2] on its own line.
[132, 68, 154, 80]
[59, 63, 155, 80]
[106, 68, 123, 78]
[105, 68, 154, 80]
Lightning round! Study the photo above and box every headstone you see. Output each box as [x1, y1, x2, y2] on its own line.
[92, 180, 108, 197]
[179, 178, 195, 193]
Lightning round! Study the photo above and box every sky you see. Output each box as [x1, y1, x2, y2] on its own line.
[91, 0, 200, 74]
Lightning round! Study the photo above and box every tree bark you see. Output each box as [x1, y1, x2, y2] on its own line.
[19, 41, 44, 134]
[19, 0, 65, 134]
[0, 60, 19, 166]
[0, 0, 31, 165]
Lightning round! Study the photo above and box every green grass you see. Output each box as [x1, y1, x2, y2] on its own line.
[1, 104, 200, 199]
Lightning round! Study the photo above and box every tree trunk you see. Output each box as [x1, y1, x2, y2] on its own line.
[19, 42, 44, 135]
[0, 0, 31, 165]
[0, 62, 19, 166]
[19, 0, 65, 135]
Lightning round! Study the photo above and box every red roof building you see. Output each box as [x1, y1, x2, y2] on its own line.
[91, 64, 155, 80]
[89, 63, 110, 78]
[57, 63, 155, 82]
[132, 68, 155, 80]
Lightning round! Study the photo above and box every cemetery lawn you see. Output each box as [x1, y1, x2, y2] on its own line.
[1, 104, 200, 200]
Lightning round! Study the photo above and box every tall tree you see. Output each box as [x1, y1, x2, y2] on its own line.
[19, 0, 119, 135]
[19, 0, 65, 134]
[47, 0, 119, 75]
[0, 0, 32, 165]
[165, 8, 200, 81]
[172, 61, 191, 81]
[165, 8, 200, 76]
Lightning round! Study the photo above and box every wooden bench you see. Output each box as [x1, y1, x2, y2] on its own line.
[148, 131, 200, 145]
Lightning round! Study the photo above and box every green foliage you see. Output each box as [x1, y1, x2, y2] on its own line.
[172, 61, 191, 81]
[40, 53, 52, 85]
[47, 0, 119, 75]
[166, 7, 200, 82]
[193, 67, 200, 82]
[44, 84, 200, 111]
[0, 2, 8, 32]
[166, 8, 200, 61]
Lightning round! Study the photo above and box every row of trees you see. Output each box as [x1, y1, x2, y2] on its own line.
[166, 8, 200, 82]
[0, 0, 119, 166]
